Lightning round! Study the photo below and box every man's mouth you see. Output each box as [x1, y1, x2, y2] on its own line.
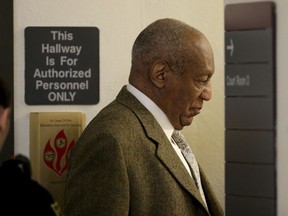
[192, 108, 201, 116]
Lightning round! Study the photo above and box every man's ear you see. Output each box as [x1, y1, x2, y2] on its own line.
[150, 60, 169, 88]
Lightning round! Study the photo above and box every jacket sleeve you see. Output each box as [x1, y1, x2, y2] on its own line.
[63, 133, 130, 216]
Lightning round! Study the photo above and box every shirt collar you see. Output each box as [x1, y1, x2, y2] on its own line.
[126, 84, 174, 140]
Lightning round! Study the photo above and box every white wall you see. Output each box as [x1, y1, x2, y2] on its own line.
[14, 0, 225, 208]
[224, 0, 288, 215]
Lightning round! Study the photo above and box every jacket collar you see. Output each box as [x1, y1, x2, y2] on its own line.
[116, 86, 209, 211]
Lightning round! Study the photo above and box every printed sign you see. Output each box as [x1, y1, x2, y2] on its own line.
[25, 27, 99, 105]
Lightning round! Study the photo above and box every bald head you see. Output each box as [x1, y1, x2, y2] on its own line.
[129, 18, 213, 90]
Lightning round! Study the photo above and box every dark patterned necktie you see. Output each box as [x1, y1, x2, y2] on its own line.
[172, 130, 207, 206]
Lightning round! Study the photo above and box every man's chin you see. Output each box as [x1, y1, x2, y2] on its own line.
[180, 118, 194, 128]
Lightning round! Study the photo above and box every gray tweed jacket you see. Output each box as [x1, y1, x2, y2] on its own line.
[63, 86, 224, 216]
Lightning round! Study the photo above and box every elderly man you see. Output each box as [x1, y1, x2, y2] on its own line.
[64, 18, 223, 216]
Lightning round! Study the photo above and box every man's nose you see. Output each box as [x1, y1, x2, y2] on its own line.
[200, 83, 212, 101]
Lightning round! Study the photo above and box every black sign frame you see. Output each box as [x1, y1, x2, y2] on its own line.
[25, 26, 99, 105]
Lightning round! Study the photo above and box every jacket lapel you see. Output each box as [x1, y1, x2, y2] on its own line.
[116, 86, 208, 210]
[155, 134, 209, 212]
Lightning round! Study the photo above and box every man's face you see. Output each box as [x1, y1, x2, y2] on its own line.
[162, 38, 214, 130]
[0, 107, 11, 152]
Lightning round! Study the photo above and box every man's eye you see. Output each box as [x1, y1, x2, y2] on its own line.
[197, 78, 210, 85]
